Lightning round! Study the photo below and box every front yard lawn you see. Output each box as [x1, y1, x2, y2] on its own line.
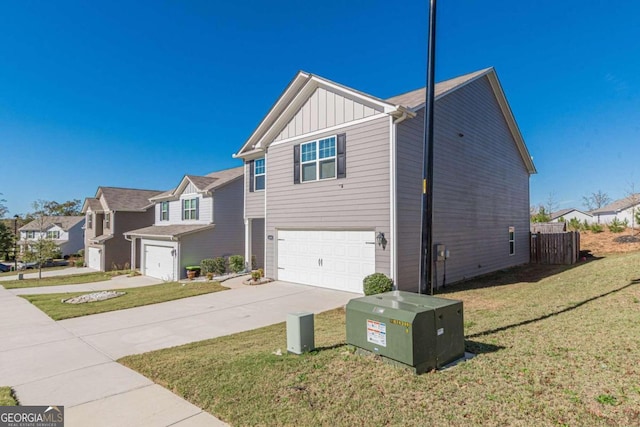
[120, 252, 640, 426]
[2, 271, 126, 289]
[22, 281, 228, 320]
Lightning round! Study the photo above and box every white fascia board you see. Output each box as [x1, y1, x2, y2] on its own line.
[234, 72, 311, 158]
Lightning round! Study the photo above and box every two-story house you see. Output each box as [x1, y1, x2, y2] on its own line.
[124, 166, 244, 281]
[234, 67, 536, 293]
[18, 216, 85, 257]
[82, 187, 164, 271]
[591, 194, 640, 226]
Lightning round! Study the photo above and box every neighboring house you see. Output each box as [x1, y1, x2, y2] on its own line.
[590, 194, 640, 227]
[550, 208, 593, 224]
[233, 67, 536, 293]
[124, 167, 244, 281]
[18, 216, 85, 257]
[82, 187, 164, 271]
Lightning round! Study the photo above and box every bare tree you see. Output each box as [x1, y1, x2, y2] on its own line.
[22, 200, 60, 279]
[0, 193, 7, 218]
[625, 182, 640, 234]
[582, 190, 611, 211]
[545, 192, 559, 216]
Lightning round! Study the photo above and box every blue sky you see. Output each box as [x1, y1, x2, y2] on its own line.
[1, 0, 639, 216]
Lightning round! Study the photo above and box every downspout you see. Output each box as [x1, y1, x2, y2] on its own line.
[389, 111, 409, 287]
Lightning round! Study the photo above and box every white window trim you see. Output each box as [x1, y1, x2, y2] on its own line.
[105, 213, 111, 229]
[160, 201, 170, 221]
[300, 135, 337, 183]
[87, 214, 93, 229]
[509, 226, 515, 256]
[47, 230, 60, 239]
[183, 198, 198, 220]
[254, 158, 266, 191]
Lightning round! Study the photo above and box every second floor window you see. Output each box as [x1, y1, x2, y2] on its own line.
[183, 198, 198, 220]
[160, 201, 170, 221]
[255, 158, 265, 191]
[105, 213, 111, 229]
[26, 231, 35, 239]
[301, 136, 336, 182]
[47, 230, 60, 239]
[87, 214, 93, 229]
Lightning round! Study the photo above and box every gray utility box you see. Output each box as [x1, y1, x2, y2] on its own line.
[346, 291, 464, 373]
[286, 312, 315, 354]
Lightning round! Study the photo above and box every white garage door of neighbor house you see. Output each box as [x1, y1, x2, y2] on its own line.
[144, 245, 175, 281]
[87, 247, 101, 271]
[277, 230, 375, 293]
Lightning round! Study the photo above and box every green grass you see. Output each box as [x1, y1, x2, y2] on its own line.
[120, 252, 640, 427]
[22, 281, 228, 320]
[1, 271, 118, 289]
[0, 387, 18, 405]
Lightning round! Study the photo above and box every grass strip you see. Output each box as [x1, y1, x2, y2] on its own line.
[120, 252, 640, 426]
[2, 271, 127, 289]
[22, 281, 227, 320]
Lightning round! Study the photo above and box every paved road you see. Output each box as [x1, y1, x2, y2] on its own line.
[0, 275, 358, 426]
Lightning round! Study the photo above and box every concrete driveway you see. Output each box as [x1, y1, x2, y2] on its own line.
[0, 277, 358, 426]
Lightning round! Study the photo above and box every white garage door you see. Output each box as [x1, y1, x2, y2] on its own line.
[87, 247, 102, 271]
[144, 245, 175, 281]
[277, 230, 376, 293]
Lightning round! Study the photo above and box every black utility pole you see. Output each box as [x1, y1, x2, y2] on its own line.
[13, 215, 19, 272]
[419, 0, 437, 295]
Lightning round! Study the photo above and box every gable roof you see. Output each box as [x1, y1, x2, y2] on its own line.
[20, 216, 84, 232]
[233, 68, 536, 174]
[550, 208, 593, 221]
[82, 187, 164, 214]
[591, 194, 640, 215]
[150, 166, 244, 202]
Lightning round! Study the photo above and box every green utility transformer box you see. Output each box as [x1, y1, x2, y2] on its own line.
[346, 291, 464, 374]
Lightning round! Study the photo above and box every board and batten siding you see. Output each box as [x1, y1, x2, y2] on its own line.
[245, 161, 265, 218]
[251, 218, 265, 268]
[264, 115, 391, 279]
[273, 87, 383, 142]
[395, 75, 531, 291]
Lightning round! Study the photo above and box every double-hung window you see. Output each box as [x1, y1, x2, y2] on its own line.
[509, 226, 515, 256]
[301, 136, 336, 182]
[183, 198, 198, 220]
[87, 214, 93, 229]
[105, 213, 111, 229]
[160, 201, 170, 221]
[47, 230, 60, 239]
[254, 158, 265, 191]
[26, 231, 35, 239]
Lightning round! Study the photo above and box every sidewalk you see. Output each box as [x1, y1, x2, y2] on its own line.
[9, 275, 162, 295]
[0, 267, 96, 281]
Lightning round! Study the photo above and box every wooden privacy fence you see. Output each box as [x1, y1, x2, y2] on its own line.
[530, 232, 580, 265]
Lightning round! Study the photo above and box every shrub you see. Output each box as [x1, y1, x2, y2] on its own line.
[78, 249, 84, 257]
[567, 218, 583, 231]
[590, 223, 604, 233]
[608, 218, 627, 233]
[75, 257, 84, 267]
[201, 257, 226, 276]
[228, 255, 245, 273]
[363, 273, 394, 296]
[251, 270, 261, 281]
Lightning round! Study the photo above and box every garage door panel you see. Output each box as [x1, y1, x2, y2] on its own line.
[144, 245, 174, 281]
[277, 230, 375, 293]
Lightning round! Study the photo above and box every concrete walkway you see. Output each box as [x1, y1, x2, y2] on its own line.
[0, 275, 357, 426]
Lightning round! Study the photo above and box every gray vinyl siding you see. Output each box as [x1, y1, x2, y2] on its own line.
[395, 76, 531, 291]
[264, 115, 391, 279]
[210, 178, 245, 259]
[273, 87, 383, 142]
[102, 209, 156, 271]
[180, 229, 217, 278]
[245, 161, 265, 218]
[250, 218, 265, 269]
[155, 194, 213, 225]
